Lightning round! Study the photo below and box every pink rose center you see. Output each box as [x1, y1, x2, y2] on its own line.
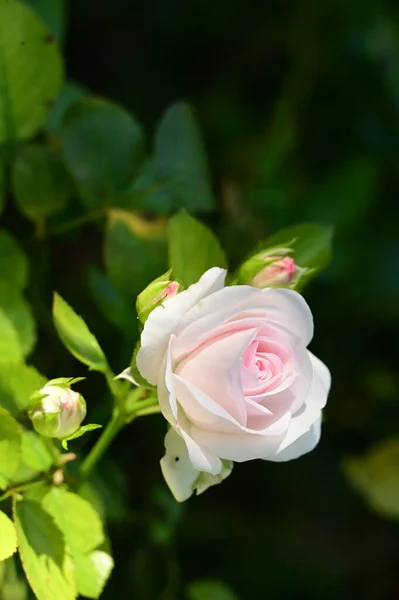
[241, 335, 292, 402]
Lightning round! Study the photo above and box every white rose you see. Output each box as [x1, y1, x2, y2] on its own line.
[137, 268, 330, 501]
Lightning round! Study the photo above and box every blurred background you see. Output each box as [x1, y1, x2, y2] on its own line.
[3, 0, 399, 598]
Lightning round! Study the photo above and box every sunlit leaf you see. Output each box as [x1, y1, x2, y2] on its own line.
[53, 293, 108, 373]
[43, 488, 112, 598]
[0, 407, 22, 489]
[0, 0, 63, 142]
[168, 211, 227, 287]
[21, 431, 53, 473]
[105, 210, 168, 302]
[0, 363, 46, 416]
[13, 498, 76, 600]
[0, 511, 18, 561]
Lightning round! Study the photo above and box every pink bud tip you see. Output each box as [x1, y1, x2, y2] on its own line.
[156, 281, 180, 304]
[252, 256, 296, 288]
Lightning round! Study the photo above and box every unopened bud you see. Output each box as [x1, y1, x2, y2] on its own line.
[29, 379, 86, 439]
[137, 271, 180, 324]
[252, 255, 296, 288]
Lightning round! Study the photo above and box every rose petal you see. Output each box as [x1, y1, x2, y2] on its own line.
[160, 428, 232, 502]
[269, 415, 322, 462]
[160, 427, 199, 502]
[176, 327, 258, 424]
[275, 352, 330, 454]
[137, 267, 226, 384]
[173, 287, 313, 364]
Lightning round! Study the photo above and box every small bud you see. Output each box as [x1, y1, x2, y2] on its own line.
[29, 380, 87, 439]
[252, 255, 297, 288]
[137, 271, 180, 324]
[239, 245, 297, 287]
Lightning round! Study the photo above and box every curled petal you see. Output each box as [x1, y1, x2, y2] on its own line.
[160, 427, 232, 502]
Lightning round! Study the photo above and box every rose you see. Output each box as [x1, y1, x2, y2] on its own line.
[137, 267, 331, 501]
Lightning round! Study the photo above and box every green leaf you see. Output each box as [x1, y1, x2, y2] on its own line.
[43, 488, 112, 598]
[21, 431, 53, 472]
[0, 231, 28, 290]
[0, 0, 64, 143]
[261, 223, 333, 290]
[168, 212, 227, 287]
[43, 488, 105, 553]
[52, 293, 108, 373]
[74, 550, 113, 599]
[0, 556, 29, 600]
[88, 266, 138, 338]
[0, 407, 22, 489]
[61, 424, 102, 449]
[344, 438, 399, 521]
[24, 0, 67, 45]
[0, 511, 18, 561]
[13, 498, 76, 600]
[45, 80, 87, 133]
[0, 363, 46, 416]
[0, 281, 36, 358]
[0, 309, 23, 365]
[123, 158, 174, 214]
[155, 102, 215, 212]
[60, 97, 145, 207]
[11, 144, 72, 223]
[104, 209, 168, 302]
[187, 579, 239, 600]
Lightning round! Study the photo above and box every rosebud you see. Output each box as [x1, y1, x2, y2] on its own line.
[137, 271, 180, 324]
[29, 379, 87, 439]
[252, 255, 296, 288]
[239, 246, 296, 286]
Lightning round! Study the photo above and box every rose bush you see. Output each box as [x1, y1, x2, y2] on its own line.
[137, 267, 331, 501]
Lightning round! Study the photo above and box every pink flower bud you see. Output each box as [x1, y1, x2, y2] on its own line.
[252, 256, 296, 288]
[137, 272, 180, 324]
[154, 281, 180, 304]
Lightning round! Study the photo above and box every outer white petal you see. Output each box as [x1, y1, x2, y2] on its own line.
[275, 351, 330, 455]
[160, 428, 232, 502]
[179, 424, 222, 474]
[269, 415, 322, 462]
[137, 267, 226, 384]
[190, 424, 286, 462]
[157, 336, 178, 425]
[160, 427, 199, 502]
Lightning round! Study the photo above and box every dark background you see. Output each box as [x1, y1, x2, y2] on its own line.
[18, 0, 399, 598]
